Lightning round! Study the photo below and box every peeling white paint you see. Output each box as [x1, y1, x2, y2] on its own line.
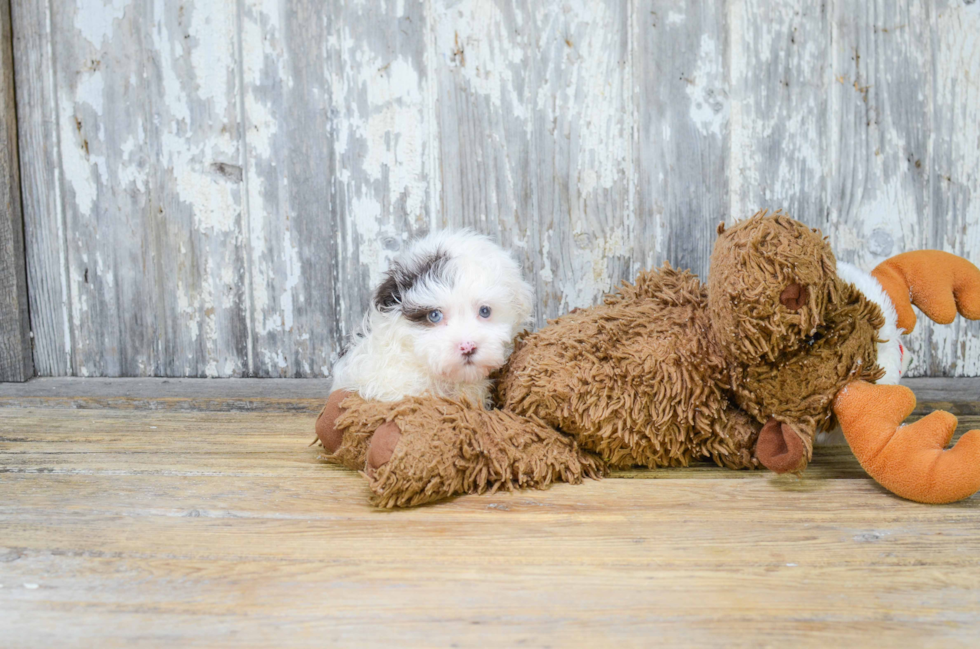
[187, 3, 234, 117]
[560, 226, 629, 312]
[75, 69, 105, 115]
[928, 3, 980, 376]
[432, 0, 526, 118]
[686, 35, 728, 138]
[75, 0, 129, 47]
[57, 94, 99, 218]
[279, 225, 301, 332]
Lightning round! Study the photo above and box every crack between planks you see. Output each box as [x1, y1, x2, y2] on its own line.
[235, 0, 255, 377]
[41, 0, 74, 376]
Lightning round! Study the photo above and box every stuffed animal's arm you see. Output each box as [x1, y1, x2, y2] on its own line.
[754, 417, 814, 475]
[367, 402, 605, 508]
[834, 381, 980, 503]
[314, 390, 604, 507]
[871, 251, 980, 333]
[314, 390, 399, 471]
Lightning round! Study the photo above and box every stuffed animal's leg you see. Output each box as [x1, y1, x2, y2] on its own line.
[834, 381, 980, 504]
[704, 407, 763, 470]
[871, 251, 980, 333]
[366, 403, 605, 508]
[754, 418, 814, 475]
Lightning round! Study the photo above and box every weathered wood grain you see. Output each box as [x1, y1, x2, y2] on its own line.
[2, 401, 980, 646]
[10, 0, 71, 377]
[434, 0, 632, 321]
[823, 0, 945, 378]
[928, 1, 980, 376]
[634, 0, 729, 279]
[11, 0, 980, 377]
[526, 1, 632, 318]
[15, 0, 252, 377]
[240, 0, 434, 378]
[240, 0, 340, 378]
[0, 0, 32, 382]
[727, 0, 829, 227]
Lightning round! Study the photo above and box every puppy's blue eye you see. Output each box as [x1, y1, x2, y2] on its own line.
[427, 310, 443, 324]
[479, 306, 491, 318]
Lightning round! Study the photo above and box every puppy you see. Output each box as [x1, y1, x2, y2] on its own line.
[330, 230, 534, 406]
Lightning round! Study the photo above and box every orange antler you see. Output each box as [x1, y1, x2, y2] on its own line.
[871, 250, 980, 333]
[834, 381, 980, 504]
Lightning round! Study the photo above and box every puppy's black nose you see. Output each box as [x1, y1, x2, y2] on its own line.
[459, 342, 477, 357]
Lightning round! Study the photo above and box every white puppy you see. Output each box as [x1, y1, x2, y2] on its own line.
[330, 230, 534, 406]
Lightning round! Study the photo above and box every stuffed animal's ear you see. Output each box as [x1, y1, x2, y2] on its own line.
[716, 221, 726, 236]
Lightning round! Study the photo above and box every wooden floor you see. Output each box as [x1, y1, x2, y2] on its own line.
[2, 378, 980, 648]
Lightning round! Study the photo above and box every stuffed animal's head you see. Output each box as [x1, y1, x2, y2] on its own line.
[706, 211, 843, 364]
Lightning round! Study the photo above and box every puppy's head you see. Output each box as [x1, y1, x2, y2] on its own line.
[374, 230, 533, 385]
[707, 211, 841, 363]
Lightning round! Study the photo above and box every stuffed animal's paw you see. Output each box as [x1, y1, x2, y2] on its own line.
[366, 403, 605, 508]
[314, 391, 402, 472]
[365, 421, 402, 475]
[754, 418, 810, 474]
[315, 390, 354, 453]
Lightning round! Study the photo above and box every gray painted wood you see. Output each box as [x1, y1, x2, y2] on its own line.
[10, 0, 71, 376]
[0, 0, 32, 382]
[435, 0, 632, 321]
[823, 0, 942, 375]
[634, 0, 729, 279]
[929, 1, 980, 375]
[11, 0, 980, 377]
[433, 0, 543, 314]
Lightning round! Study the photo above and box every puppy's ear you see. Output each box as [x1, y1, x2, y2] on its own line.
[514, 278, 535, 327]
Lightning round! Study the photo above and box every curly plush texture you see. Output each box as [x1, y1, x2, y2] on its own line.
[497, 265, 763, 470]
[325, 393, 604, 508]
[497, 213, 883, 473]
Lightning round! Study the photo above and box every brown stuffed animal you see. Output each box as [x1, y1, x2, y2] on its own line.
[317, 212, 980, 507]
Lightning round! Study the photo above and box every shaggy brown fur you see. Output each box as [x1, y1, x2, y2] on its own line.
[496, 212, 883, 473]
[498, 265, 761, 470]
[327, 393, 604, 508]
[319, 211, 885, 505]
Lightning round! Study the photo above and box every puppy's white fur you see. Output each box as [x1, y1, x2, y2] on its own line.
[330, 230, 533, 406]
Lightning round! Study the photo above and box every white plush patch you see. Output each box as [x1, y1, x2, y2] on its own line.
[817, 262, 912, 446]
[836, 262, 911, 385]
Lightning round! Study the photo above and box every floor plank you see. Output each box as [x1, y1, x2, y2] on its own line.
[2, 388, 980, 647]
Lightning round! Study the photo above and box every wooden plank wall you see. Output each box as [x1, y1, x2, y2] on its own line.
[9, 0, 980, 378]
[0, 0, 33, 382]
